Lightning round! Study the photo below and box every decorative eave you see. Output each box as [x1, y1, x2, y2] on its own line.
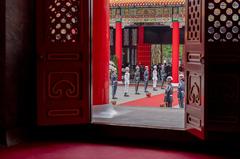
[110, 0, 185, 7]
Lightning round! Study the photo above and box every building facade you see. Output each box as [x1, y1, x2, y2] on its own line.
[109, 0, 185, 81]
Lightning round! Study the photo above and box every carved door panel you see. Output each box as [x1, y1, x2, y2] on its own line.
[205, 0, 240, 133]
[36, 0, 90, 125]
[184, 0, 205, 139]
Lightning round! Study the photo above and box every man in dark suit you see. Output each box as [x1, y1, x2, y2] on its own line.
[164, 76, 173, 107]
[144, 66, 149, 93]
[111, 68, 118, 99]
[160, 63, 167, 89]
[134, 65, 141, 94]
[178, 74, 185, 108]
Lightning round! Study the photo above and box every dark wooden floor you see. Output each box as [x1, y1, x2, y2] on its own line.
[0, 141, 234, 159]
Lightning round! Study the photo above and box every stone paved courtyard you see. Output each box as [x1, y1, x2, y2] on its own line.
[92, 84, 185, 130]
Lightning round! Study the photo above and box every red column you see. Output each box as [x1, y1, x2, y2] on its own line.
[137, 26, 151, 73]
[115, 21, 122, 80]
[172, 21, 180, 83]
[93, 0, 110, 105]
[138, 26, 144, 44]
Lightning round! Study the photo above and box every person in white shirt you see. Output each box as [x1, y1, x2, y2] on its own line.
[124, 67, 130, 97]
[152, 65, 158, 91]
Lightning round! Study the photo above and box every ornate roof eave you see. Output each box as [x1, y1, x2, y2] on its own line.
[110, 0, 185, 8]
[110, 5, 184, 8]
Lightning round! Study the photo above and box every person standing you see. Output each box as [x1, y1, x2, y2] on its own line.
[134, 65, 141, 94]
[152, 65, 158, 91]
[124, 67, 130, 97]
[164, 76, 173, 107]
[144, 66, 149, 93]
[178, 74, 185, 108]
[121, 66, 125, 84]
[166, 63, 172, 77]
[111, 68, 118, 99]
[140, 64, 144, 81]
[160, 63, 167, 89]
[158, 63, 162, 81]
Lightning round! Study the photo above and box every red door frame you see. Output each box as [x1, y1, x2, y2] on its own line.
[36, 0, 91, 125]
[92, 0, 110, 105]
[184, 0, 205, 140]
[35, 0, 206, 140]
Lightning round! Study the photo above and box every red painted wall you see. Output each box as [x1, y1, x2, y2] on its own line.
[93, 0, 110, 105]
[137, 26, 151, 68]
[172, 21, 180, 83]
[115, 22, 122, 80]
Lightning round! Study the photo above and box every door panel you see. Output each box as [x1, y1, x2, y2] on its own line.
[205, 0, 240, 133]
[36, 0, 90, 125]
[184, 0, 205, 139]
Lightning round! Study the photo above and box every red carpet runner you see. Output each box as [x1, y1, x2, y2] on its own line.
[119, 92, 179, 108]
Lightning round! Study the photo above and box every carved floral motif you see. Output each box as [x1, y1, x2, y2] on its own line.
[48, 72, 80, 98]
[188, 73, 201, 106]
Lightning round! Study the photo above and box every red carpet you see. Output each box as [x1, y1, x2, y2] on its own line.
[119, 92, 179, 107]
[0, 142, 226, 159]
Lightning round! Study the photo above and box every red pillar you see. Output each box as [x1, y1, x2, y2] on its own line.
[172, 21, 180, 83]
[115, 21, 122, 80]
[138, 26, 144, 44]
[137, 26, 151, 77]
[93, 0, 109, 105]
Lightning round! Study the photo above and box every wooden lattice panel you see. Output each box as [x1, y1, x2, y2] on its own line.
[187, 0, 201, 41]
[187, 72, 201, 106]
[132, 28, 138, 46]
[48, 0, 80, 43]
[110, 29, 114, 46]
[123, 29, 129, 46]
[207, 0, 240, 42]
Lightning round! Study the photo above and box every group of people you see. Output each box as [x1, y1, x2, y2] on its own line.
[164, 74, 185, 108]
[121, 62, 173, 84]
[111, 65, 185, 108]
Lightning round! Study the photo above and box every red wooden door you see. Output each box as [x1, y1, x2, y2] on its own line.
[184, 0, 205, 139]
[36, 0, 90, 125]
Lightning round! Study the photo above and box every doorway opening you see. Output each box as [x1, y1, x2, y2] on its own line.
[92, 0, 186, 130]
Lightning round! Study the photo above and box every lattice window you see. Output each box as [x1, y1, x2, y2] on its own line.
[132, 28, 137, 46]
[187, 0, 201, 41]
[48, 0, 80, 43]
[123, 29, 129, 46]
[110, 28, 114, 46]
[207, 0, 240, 42]
[131, 49, 136, 65]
